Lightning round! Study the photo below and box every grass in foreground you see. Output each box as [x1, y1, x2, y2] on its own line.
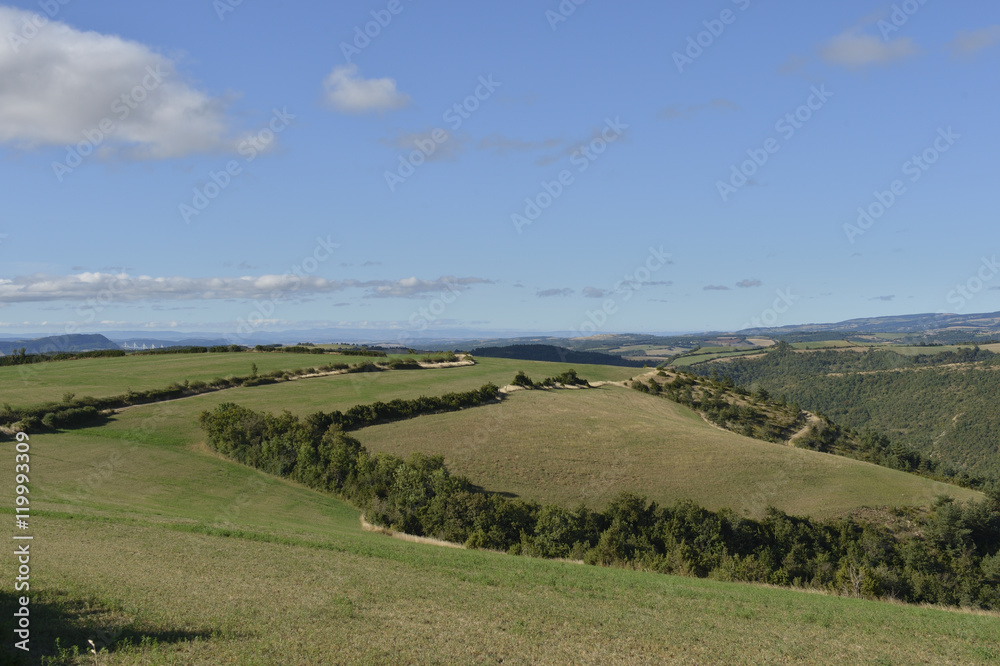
[5, 414, 998, 664]
[5, 514, 999, 665]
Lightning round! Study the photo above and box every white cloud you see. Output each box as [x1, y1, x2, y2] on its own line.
[0, 273, 490, 303]
[0, 6, 239, 159]
[537, 288, 572, 298]
[948, 26, 1000, 57]
[323, 64, 410, 114]
[736, 279, 762, 288]
[365, 276, 489, 298]
[819, 30, 918, 68]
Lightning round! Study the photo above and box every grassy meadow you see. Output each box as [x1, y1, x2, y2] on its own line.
[354, 385, 980, 517]
[1, 353, 997, 663]
[0, 352, 384, 407]
[0, 353, 639, 410]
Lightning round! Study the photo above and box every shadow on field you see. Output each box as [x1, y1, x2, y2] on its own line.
[0, 589, 218, 665]
[466, 481, 518, 499]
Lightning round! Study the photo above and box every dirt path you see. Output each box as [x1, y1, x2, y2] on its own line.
[788, 413, 823, 444]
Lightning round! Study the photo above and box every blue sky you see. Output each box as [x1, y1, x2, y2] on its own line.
[1, 0, 998, 340]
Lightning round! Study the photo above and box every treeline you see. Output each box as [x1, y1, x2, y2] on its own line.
[253, 345, 387, 357]
[511, 369, 590, 389]
[632, 372, 800, 443]
[0, 348, 127, 367]
[631, 370, 989, 490]
[292, 383, 500, 433]
[0, 360, 440, 433]
[199, 403, 1000, 610]
[133, 345, 246, 355]
[697, 343, 1000, 480]
[472, 344, 647, 368]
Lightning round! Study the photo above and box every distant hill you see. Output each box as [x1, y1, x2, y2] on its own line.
[740, 311, 1000, 336]
[0, 333, 119, 355]
[113, 337, 233, 350]
[696, 343, 1000, 482]
[471, 344, 647, 367]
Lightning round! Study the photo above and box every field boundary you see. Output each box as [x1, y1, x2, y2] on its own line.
[359, 513, 465, 549]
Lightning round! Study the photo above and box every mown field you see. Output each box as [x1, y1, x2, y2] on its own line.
[0, 352, 388, 407]
[1, 354, 996, 663]
[671, 350, 768, 367]
[354, 386, 980, 517]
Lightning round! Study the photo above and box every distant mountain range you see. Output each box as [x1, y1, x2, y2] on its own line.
[5, 310, 1000, 355]
[0, 333, 234, 355]
[0, 333, 120, 355]
[737, 311, 1000, 335]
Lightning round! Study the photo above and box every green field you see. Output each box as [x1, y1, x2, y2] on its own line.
[0, 352, 389, 408]
[789, 340, 857, 349]
[2, 355, 996, 663]
[354, 386, 980, 518]
[671, 349, 766, 367]
[0, 353, 641, 411]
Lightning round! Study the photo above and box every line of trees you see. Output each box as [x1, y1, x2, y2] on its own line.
[512, 369, 590, 389]
[0, 348, 127, 367]
[199, 401, 1000, 610]
[0, 360, 456, 433]
[632, 370, 991, 491]
[304, 383, 500, 432]
[693, 343, 1000, 481]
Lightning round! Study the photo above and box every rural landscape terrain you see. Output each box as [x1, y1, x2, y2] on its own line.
[4, 1, 1000, 663]
[3, 320, 1000, 663]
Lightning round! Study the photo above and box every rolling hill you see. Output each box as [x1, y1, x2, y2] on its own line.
[353, 385, 980, 518]
[2, 352, 998, 663]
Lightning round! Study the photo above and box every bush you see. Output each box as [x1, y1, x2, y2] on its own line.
[512, 371, 535, 388]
